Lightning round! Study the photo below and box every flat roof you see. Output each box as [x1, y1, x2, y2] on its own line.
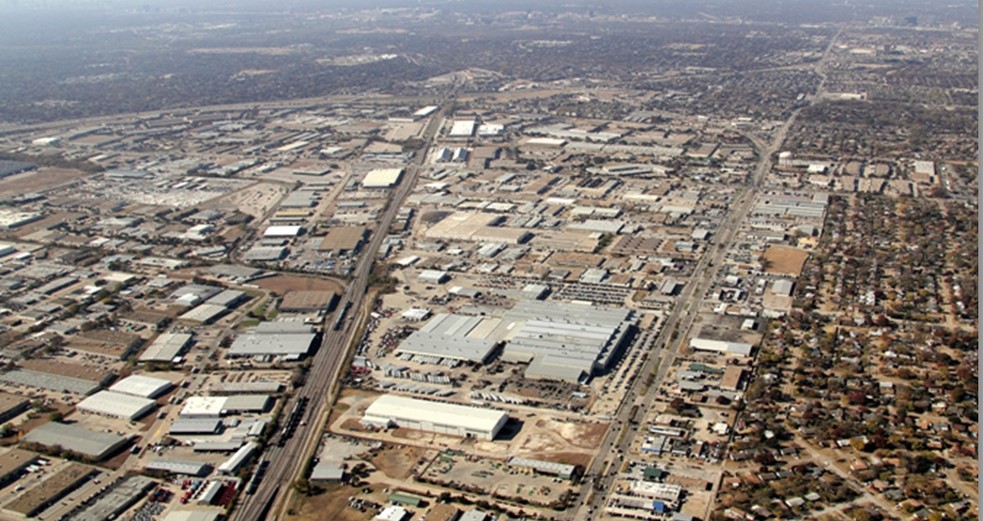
[363, 395, 508, 435]
[0, 449, 37, 480]
[263, 225, 303, 237]
[170, 418, 223, 434]
[162, 511, 222, 521]
[6, 462, 97, 516]
[180, 397, 228, 417]
[317, 226, 366, 252]
[228, 333, 316, 358]
[109, 374, 174, 398]
[139, 332, 193, 362]
[77, 391, 157, 420]
[66, 475, 157, 521]
[0, 369, 100, 395]
[362, 168, 404, 188]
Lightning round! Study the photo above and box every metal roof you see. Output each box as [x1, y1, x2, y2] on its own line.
[66, 476, 157, 521]
[228, 333, 316, 358]
[145, 460, 212, 476]
[109, 374, 173, 398]
[363, 395, 507, 435]
[24, 422, 127, 460]
[77, 391, 157, 420]
[139, 333, 193, 362]
[169, 418, 223, 434]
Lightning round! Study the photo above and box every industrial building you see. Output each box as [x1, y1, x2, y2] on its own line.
[139, 332, 193, 363]
[501, 300, 637, 383]
[227, 322, 317, 359]
[66, 475, 157, 521]
[317, 226, 367, 256]
[23, 422, 128, 461]
[362, 395, 508, 440]
[5, 463, 98, 517]
[76, 390, 157, 420]
[0, 449, 38, 489]
[109, 374, 174, 398]
[508, 457, 577, 481]
[0, 393, 30, 424]
[145, 460, 213, 477]
[362, 168, 404, 188]
[394, 313, 505, 364]
[688, 338, 753, 357]
[423, 212, 533, 244]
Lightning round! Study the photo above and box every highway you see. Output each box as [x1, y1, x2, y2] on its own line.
[231, 98, 452, 521]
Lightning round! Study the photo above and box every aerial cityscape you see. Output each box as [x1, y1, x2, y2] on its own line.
[0, 1, 976, 521]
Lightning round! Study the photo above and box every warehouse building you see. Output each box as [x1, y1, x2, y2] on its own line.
[23, 422, 128, 461]
[5, 463, 98, 517]
[394, 313, 504, 364]
[0, 449, 38, 489]
[66, 475, 156, 521]
[508, 457, 577, 481]
[139, 332, 193, 363]
[362, 395, 508, 440]
[317, 226, 367, 256]
[169, 418, 223, 435]
[423, 212, 533, 244]
[362, 168, 404, 189]
[109, 374, 174, 398]
[145, 460, 212, 477]
[689, 338, 753, 357]
[77, 391, 157, 420]
[501, 300, 637, 383]
[228, 332, 316, 359]
[0, 393, 30, 424]
[180, 397, 228, 418]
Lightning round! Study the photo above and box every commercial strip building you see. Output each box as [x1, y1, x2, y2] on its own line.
[362, 395, 508, 440]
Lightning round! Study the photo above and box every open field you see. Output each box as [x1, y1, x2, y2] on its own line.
[762, 244, 811, 276]
[0, 167, 92, 196]
[253, 275, 345, 296]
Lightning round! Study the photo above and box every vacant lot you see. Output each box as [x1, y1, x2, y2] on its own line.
[0, 167, 92, 196]
[762, 245, 810, 276]
[254, 275, 344, 296]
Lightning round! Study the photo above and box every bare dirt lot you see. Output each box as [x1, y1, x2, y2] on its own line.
[762, 245, 811, 276]
[286, 483, 379, 521]
[370, 444, 424, 480]
[253, 275, 345, 296]
[0, 167, 93, 196]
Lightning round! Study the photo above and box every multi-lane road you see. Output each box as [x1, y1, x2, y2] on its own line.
[571, 26, 844, 519]
[232, 99, 451, 521]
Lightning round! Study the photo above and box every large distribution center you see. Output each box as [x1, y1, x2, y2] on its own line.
[362, 395, 508, 440]
[394, 313, 505, 364]
[501, 300, 637, 383]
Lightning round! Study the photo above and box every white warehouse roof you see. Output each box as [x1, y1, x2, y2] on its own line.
[110, 375, 174, 398]
[77, 391, 157, 420]
[180, 396, 228, 417]
[363, 395, 508, 440]
[263, 225, 303, 237]
[362, 168, 404, 188]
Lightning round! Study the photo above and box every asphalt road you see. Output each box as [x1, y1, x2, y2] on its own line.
[570, 27, 845, 519]
[231, 98, 452, 521]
